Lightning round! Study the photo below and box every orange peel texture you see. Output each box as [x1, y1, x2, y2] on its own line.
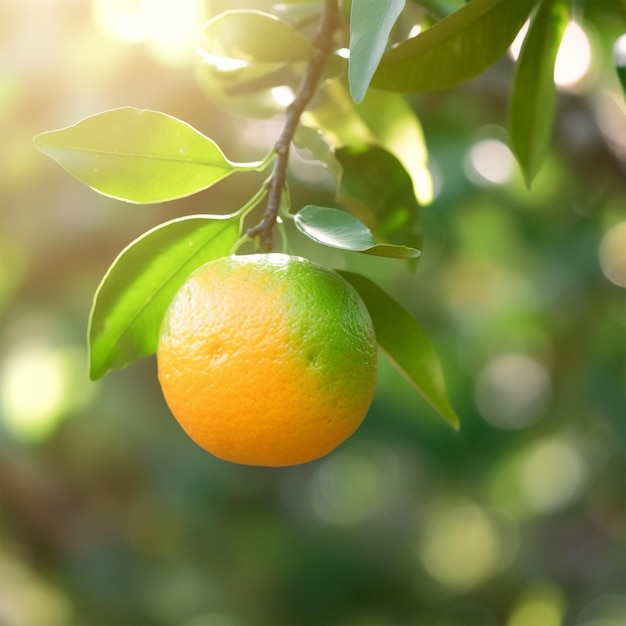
[157, 254, 377, 466]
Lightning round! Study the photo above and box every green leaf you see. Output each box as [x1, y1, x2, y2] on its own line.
[34, 108, 263, 203]
[195, 51, 344, 119]
[293, 126, 343, 183]
[295, 205, 420, 258]
[196, 61, 299, 118]
[349, 0, 406, 103]
[339, 271, 459, 429]
[303, 82, 432, 204]
[336, 144, 422, 252]
[508, 0, 570, 187]
[89, 214, 240, 380]
[371, 0, 536, 92]
[353, 88, 432, 204]
[197, 10, 312, 63]
[409, 0, 449, 20]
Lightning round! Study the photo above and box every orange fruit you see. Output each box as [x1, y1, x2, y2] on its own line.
[157, 253, 377, 466]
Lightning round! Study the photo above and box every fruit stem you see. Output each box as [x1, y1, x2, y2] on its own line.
[246, 0, 340, 252]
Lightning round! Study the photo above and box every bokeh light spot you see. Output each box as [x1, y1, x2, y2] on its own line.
[509, 599, 561, 626]
[599, 222, 626, 288]
[0, 342, 93, 442]
[465, 139, 515, 186]
[196, 52, 248, 71]
[92, 0, 206, 64]
[507, 584, 566, 626]
[309, 446, 399, 524]
[417, 501, 518, 592]
[409, 24, 423, 39]
[476, 353, 551, 429]
[270, 86, 295, 108]
[614, 34, 626, 69]
[0, 553, 73, 626]
[577, 594, 626, 626]
[555, 22, 592, 88]
[520, 436, 586, 514]
[509, 20, 530, 61]
[510, 20, 592, 90]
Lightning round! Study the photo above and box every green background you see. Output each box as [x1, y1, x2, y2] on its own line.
[1, 1, 624, 625]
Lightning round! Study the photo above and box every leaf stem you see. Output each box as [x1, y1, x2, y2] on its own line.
[246, 0, 340, 251]
[234, 179, 271, 221]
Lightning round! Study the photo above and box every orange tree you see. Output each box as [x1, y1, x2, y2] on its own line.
[32, 0, 625, 459]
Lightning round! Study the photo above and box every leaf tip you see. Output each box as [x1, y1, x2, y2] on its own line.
[521, 163, 539, 190]
[510, 146, 539, 190]
[447, 412, 461, 431]
[348, 77, 366, 104]
[88, 345, 106, 380]
[88, 362, 104, 382]
[32, 131, 48, 151]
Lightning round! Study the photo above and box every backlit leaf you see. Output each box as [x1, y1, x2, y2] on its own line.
[349, 0, 406, 103]
[508, 0, 570, 187]
[89, 214, 240, 379]
[339, 271, 459, 429]
[196, 60, 298, 118]
[304, 82, 432, 204]
[352, 88, 432, 205]
[371, 0, 536, 92]
[293, 126, 343, 183]
[336, 144, 422, 253]
[196, 51, 345, 119]
[295, 205, 420, 258]
[34, 108, 263, 203]
[197, 10, 312, 63]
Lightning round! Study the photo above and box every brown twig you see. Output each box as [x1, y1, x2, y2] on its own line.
[246, 0, 340, 251]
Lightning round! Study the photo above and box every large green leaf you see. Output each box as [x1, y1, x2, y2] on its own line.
[339, 271, 459, 429]
[89, 214, 240, 380]
[197, 10, 312, 63]
[349, 0, 406, 103]
[353, 88, 432, 204]
[336, 144, 421, 252]
[34, 108, 263, 203]
[371, 0, 536, 92]
[508, 0, 570, 187]
[294, 205, 420, 258]
[303, 82, 432, 204]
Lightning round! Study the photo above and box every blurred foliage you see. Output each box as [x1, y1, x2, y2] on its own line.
[1, 1, 625, 625]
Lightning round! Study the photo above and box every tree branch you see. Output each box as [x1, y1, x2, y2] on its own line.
[246, 0, 340, 251]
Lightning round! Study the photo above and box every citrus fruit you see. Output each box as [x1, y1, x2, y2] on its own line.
[157, 253, 377, 467]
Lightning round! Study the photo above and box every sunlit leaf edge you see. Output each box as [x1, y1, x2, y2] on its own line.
[196, 9, 313, 63]
[34, 107, 268, 204]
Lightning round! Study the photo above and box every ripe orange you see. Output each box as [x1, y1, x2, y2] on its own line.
[157, 253, 377, 466]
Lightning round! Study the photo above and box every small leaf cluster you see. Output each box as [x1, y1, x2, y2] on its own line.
[35, 0, 603, 431]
